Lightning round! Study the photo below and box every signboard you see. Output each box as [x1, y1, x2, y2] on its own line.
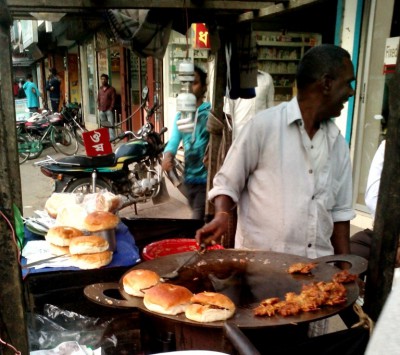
[82, 128, 112, 157]
[15, 99, 29, 121]
[20, 20, 38, 49]
[383, 36, 399, 74]
[193, 23, 210, 49]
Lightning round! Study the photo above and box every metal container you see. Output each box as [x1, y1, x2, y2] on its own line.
[91, 229, 116, 251]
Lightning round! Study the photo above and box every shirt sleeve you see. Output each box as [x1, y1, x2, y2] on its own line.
[163, 113, 182, 156]
[365, 140, 386, 218]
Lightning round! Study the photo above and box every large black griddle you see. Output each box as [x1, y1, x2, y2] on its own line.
[84, 249, 367, 329]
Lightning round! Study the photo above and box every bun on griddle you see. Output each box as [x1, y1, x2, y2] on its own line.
[143, 283, 193, 315]
[185, 291, 236, 322]
[122, 269, 161, 297]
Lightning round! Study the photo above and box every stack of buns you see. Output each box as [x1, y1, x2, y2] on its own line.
[69, 236, 113, 269]
[121, 268, 237, 322]
[44, 226, 113, 269]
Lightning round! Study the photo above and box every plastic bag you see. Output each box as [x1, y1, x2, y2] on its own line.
[28, 304, 116, 352]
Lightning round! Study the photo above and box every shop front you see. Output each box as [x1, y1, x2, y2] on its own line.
[351, 0, 399, 223]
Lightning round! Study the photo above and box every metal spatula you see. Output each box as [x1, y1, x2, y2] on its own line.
[160, 245, 206, 279]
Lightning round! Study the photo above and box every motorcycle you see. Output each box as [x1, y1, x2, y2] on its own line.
[17, 110, 79, 160]
[36, 88, 181, 210]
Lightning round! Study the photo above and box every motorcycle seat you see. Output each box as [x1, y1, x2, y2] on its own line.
[59, 153, 116, 167]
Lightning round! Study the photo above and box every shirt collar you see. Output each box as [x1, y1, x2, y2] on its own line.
[287, 96, 341, 140]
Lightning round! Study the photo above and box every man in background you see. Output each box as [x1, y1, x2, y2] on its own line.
[97, 74, 116, 140]
[223, 70, 275, 139]
[23, 74, 41, 113]
[46, 68, 61, 112]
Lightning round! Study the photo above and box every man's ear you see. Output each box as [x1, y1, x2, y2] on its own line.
[321, 74, 333, 94]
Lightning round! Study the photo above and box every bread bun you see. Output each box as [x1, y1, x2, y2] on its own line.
[45, 193, 79, 218]
[185, 292, 236, 322]
[45, 226, 83, 246]
[84, 211, 119, 232]
[55, 204, 88, 230]
[48, 243, 70, 256]
[71, 251, 113, 269]
[69, 236, 109, 255]
[122, 269, 161, 297]
[143, 283, 193, 315]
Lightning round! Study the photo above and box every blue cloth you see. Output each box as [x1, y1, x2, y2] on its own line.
[164, 101, 211, 184]
[46, 76, 61, 100]
[22, 222, 141, 276]
[23, 81, 41, 109]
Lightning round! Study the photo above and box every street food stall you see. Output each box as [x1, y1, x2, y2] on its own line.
[1, 1, 400, 354]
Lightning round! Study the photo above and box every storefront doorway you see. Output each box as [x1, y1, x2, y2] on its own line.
[352, 0, 399, 215]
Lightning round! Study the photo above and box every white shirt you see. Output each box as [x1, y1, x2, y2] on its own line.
[223, 70, 275, 139]
[365, 140, 385, 218]
[209, 97, 355, 258]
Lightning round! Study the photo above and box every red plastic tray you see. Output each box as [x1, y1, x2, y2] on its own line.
[142, 238, 224, 261]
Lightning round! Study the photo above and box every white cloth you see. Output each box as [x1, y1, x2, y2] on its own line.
[365, 140, 385, 218]
[209, 97, 355, 258]
[223, 70, 274, 139]
[364, 275, 400, 355]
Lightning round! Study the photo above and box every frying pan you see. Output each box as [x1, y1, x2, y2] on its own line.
[84, 249, 367, 329]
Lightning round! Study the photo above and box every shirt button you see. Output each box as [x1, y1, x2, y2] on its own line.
[309, 169, 313, 174]
[311, 145, 314, 149]
[308, 243, 312, 248]
[312, 195, 315, 200]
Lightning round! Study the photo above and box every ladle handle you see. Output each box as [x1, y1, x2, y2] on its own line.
[223, 321, 261, 355]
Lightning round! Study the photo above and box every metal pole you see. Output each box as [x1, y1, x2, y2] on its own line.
[0, 0, 29, 354]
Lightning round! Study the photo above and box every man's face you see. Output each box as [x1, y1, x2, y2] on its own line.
[101, 76, 109, 86]
[326, 58, 355, 118]
[191, 72, 206, 100]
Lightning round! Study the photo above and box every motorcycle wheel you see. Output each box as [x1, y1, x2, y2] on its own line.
[64, 178, 112, 194]
[51, 126, 79, 155]
[18, 135, 30, 164]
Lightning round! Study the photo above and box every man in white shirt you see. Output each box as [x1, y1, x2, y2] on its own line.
[223, 70, 274, 140]
[196, 44, 356, 338]
[350, 140, 400, 266]
[196, 44, 356, 259]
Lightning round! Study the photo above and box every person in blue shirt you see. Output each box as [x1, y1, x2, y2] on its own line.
[162, 66, 211, 221]
[23, 74, 41, 113]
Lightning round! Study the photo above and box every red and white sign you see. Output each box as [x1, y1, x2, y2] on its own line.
[383, 36, 399, 74]
[193, 23, 210, 49]
[82, 128, 112, 157]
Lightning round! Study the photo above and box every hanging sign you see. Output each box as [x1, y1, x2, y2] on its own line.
[383, 36, 399, 74]
[82, 128, 112, 157]
[193, 23, 210, 49]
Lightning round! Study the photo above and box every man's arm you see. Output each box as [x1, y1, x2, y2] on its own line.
[110, 87, 116, 110]
[331, 220, 351, 255]
[195, 194, 235, 246]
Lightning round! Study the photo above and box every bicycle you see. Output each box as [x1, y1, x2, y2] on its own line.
[17, 112, 79, 160]
[60, 103, 87, 146]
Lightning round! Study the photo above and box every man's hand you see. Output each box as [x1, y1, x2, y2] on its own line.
[195, 212, 229, 247]
[162, 152, 174, 172]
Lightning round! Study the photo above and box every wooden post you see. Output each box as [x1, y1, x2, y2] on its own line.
[205, 27, 236, 248]
[0, 1, 29, 353]
[364, 43, 400, 322]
